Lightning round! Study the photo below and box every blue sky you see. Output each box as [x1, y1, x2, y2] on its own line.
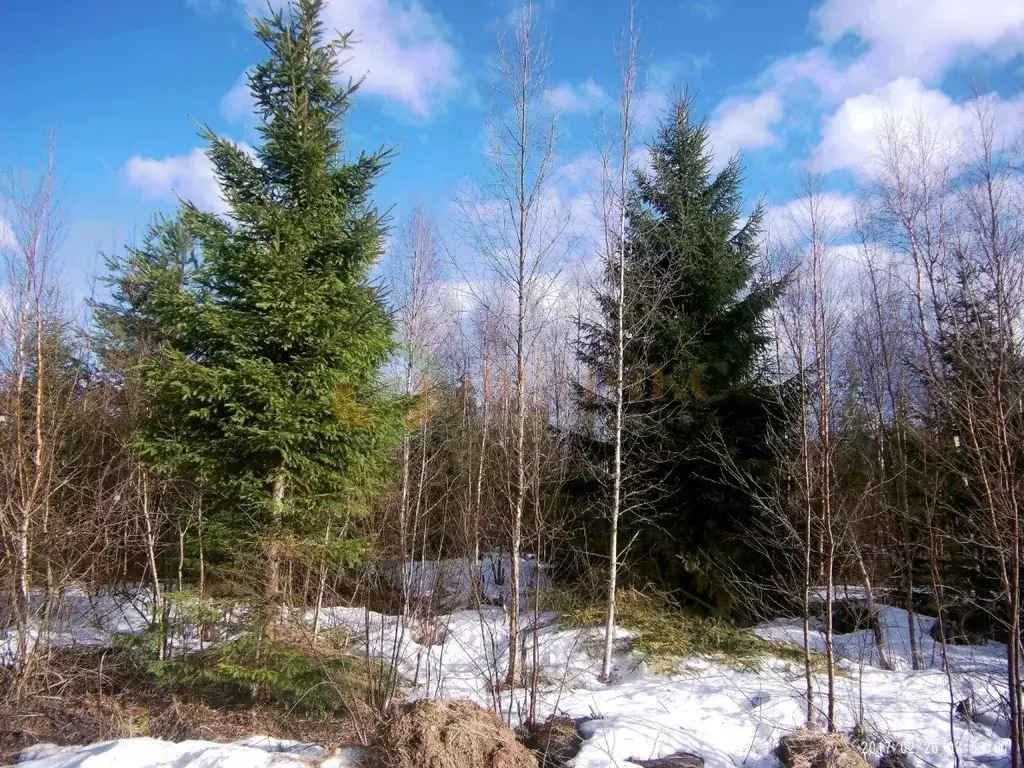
[2, 0, 1023, 302]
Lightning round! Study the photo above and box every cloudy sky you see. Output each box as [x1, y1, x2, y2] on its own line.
[2, 0, 1023, 299]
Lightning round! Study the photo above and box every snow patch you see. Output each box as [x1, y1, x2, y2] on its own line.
[17, 737, 367, 767]
[7, 565, 1013, 767]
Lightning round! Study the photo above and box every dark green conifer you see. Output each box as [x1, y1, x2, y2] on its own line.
[579, 96, 788, 611]
[141, 0, 400, 610]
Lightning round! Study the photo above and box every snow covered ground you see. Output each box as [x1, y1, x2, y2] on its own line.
[6, 564, 1013, 767]
[17, 737, 366, 767]
[0, 586, 155, 667]
[309, 602, 1009, 767]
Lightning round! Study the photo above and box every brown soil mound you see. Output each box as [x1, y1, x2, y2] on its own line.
[777, 728, 869, 768]
[380, 699, 538, 768]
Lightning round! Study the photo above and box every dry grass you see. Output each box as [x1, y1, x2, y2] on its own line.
[0, 644, 379, 764]
[776, 728, 870, 768]
[552, 586, 831, 673]
[516, 716, 583, 768]
[379, 699, 538, 768]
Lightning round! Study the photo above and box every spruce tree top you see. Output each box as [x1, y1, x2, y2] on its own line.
[144, 0, 399, 521]
[628, 96, 779, 401]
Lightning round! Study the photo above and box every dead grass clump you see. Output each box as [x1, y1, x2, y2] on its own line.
[413, 621, 447, 646]
[517, 716, 583, 767]
[554, 586, 829, 673]
[776, 728, 869, 768]
[380, 699, 538, 768]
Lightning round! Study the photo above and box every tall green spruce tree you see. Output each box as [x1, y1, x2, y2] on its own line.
[579, 96, 787, 612]
[141, 0, 400, 619]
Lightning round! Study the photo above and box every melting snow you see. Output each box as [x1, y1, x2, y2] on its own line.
[7, 564, 1012, 767]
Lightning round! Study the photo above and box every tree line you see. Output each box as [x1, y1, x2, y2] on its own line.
[2, 0, 1023, 763]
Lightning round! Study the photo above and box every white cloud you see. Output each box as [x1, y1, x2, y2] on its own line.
[765, 0, 1024, 104]
[633, 61, 688, 129]
[220, 75, 254, 123]
[714, 0, 1024, 172]
[554, 152, 603, 186]
[813, 78, 1024, 178]
[185, 0, 229, 13]
[684, 1, 721, 21]
[814, 0, 1024, 95]
[709, 90, 783, 160]
[124, 148, 226, 213]
[766, 191, 858, 244]
[233, 0, 461, 118]
[0, 217, 16, 250]
[543, 80, 610, 115]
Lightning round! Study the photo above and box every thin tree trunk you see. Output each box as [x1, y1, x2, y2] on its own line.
[823, 523, 836, 731]
[12, 268, 42, 682]
[866, 259, 922, 671]
[11, 298, 31, 683]
[506, 21, 530, 691]
[40, 496, 53, 649]
[140, 472, 164, 660]
[177, 524, 186, 594]
[854, 545, 891, 671]
[266, 471, 286, 637]
[807, 184, 836, 731]
[601, 4, 636, 685]
[477, 0, 560, 701]
[802, 497, 815, 725]
[473, 365, 490, 605]
[925, 465, 960, 768]
[312, 520, 332, 645]
[197, 493, 205, 604]
[400, 430, 412, 613]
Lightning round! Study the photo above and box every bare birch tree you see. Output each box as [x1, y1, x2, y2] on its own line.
[388, 202, 444, 615]
[0, 142, 65, 690]
[457, 0, 566, 693]
[596, 3, 640, 684]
